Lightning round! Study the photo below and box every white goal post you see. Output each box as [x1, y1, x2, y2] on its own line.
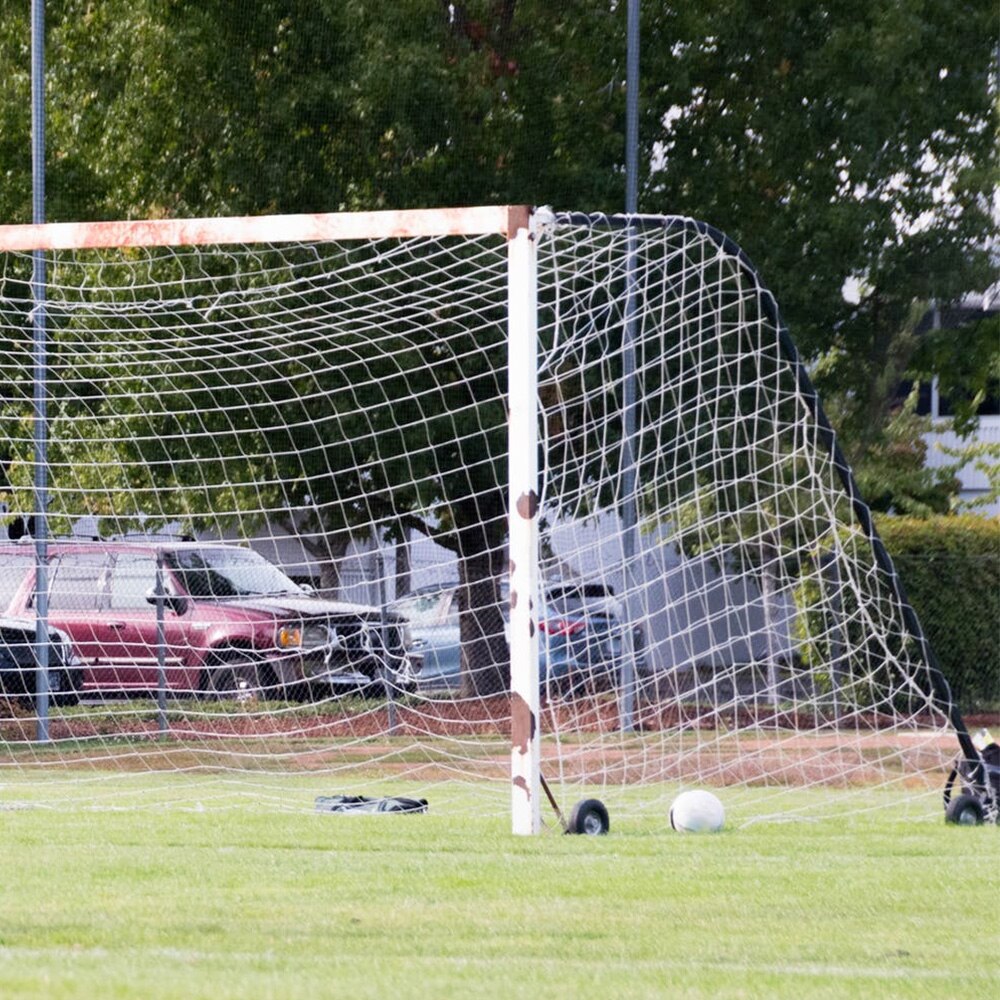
[0, 204, 975, 831]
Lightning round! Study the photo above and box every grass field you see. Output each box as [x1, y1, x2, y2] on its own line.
[0, 776, 997, 999]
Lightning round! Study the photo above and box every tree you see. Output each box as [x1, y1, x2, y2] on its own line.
[1, 0, 632, 695]
[4, 0, 996, 388]
[1, 1, 996, 696]
[640, 1, 997, 511]
[818, 302, 964, 516]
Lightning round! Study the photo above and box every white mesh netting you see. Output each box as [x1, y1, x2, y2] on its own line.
[0, 210, 959, 823]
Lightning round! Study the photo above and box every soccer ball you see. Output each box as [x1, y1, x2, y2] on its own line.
[669, 790, 725, 833]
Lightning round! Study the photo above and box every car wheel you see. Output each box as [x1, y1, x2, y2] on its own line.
[566, 798, 610, 835]
[945, 793, 985, 826]
[205, 652, 269, 701]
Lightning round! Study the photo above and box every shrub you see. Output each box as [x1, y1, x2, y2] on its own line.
[876, 514, 1000, 712]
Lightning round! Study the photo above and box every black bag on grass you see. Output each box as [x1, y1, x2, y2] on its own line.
[315, 795, 428, 814]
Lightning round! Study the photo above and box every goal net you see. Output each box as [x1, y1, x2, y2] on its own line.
[0, 207, 965, 827]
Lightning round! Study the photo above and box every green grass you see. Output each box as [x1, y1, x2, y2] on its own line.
[0, 778, 996, 999]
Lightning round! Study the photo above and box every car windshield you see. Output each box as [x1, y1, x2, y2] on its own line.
[391, 592, 450, 626]
[165, 548, 303, 600]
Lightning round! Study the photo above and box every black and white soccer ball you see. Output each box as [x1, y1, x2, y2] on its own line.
[669, 789, 725, 833]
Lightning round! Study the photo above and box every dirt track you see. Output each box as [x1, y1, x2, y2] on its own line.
[3, 693, 987, 788]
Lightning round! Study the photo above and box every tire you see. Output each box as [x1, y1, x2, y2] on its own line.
[204, 651, 270, 701]
[5, 670, 79, 708]
[567, 798, 610, 835]
[945, 793, 985, 826]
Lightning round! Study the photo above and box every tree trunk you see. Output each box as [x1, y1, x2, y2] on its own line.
[456, 530, 510, 699]
[394, 530, 411, 600]
[301, 530, 350, 599]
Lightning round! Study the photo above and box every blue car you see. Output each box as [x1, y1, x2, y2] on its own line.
[390, 582, 645, 696]
[388, 587, 463, 691]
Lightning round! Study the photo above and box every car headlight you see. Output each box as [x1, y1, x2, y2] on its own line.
[301, 624, 333, 649]
[278, 623, 333, 650]
[277, 625, 303, 649]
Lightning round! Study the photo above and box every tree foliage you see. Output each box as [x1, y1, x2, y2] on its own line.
[1, 1, 996, 693]
[640, 2, 997, 511]
[2, 1, 995, 406]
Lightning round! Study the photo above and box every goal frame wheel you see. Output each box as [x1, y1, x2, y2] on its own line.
[945, 793, 986, 826]
[566, 798, 610, 836]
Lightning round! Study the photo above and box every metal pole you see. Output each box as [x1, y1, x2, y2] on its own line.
[822, 554, 847, 724]
[31, 0, 50, 742]
[375, 546, 396, 734]
[618, 0, 641, 731]
[155, 552, 168, 734]
[625, 0, 640, 215]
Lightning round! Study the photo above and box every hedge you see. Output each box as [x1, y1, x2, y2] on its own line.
[875, 514, 1000, 713]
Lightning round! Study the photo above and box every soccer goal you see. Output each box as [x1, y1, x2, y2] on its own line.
[0, 205, 976, 829]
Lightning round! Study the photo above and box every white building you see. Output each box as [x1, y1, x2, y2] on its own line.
[916, 298, 999, 516]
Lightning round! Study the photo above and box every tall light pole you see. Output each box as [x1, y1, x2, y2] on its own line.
[625, 0, 640, 215]
[618, 0, 640, 731]
[31, 0, 50, 742]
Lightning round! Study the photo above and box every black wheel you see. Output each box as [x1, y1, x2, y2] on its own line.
[945, 793, 985, 826]
[204, 651, 269, 701]
[567, 798, 610, 835]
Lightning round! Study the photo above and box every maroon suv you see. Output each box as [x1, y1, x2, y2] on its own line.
[0, 540, 412, 700]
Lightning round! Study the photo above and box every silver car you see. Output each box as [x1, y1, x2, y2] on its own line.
[391, 581, 645, 694]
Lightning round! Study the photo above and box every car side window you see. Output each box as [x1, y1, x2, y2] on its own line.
[109, 555, 159, 610]
[48, 553, 109, 611]
[165, 551, 240, 599]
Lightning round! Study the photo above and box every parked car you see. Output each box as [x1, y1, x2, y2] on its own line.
[0, 540, 414, 700]
[543, 583, 648, 692]
[389, 585, 465, 690]
[391, 580, 646, 695]
[0, 617, 82, 707]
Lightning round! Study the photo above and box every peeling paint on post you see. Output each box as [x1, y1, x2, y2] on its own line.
[510, 692, 536, 755]
[516, 490, 539, 520]
[508, 209, 541, 835]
